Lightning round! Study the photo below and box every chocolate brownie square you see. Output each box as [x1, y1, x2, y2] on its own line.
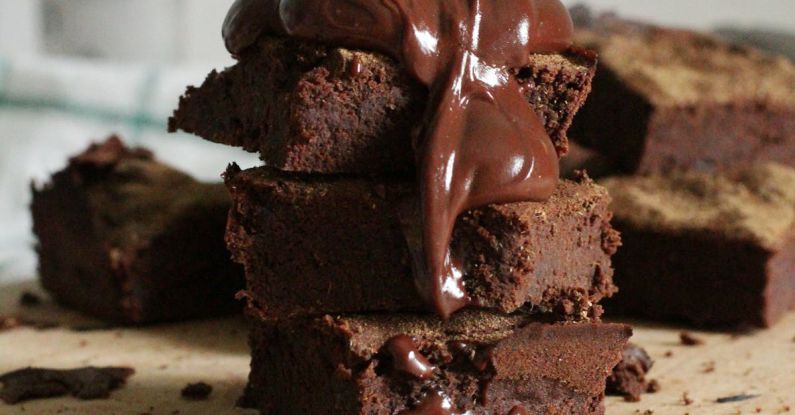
[569, 13, 795, 174]
[170, 37, 596, 175]
[31, 137, 244, 323]
[603, 163, 795, 327]
[241, 309, 631, 415]
[225, 166, 619, 319]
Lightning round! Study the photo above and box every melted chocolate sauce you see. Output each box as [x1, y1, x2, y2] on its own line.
[223, 0, 573, 318]
[400, 391, 469, 415]
[348, 54, 365, 77]
[386, 335, 436, 380]
[447, 341, 492, 372]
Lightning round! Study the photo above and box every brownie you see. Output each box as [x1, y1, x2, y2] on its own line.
[31, 136, 244, 324]
[225, 165, 619, 319]
[170, 36, 596, 175]
[606, 344, 654, 402]
[602, 163, 795, 327]
[242, 309, 632, 415]
[568, 13, 795, 174]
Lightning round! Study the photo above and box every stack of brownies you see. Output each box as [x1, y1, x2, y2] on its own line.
[171, 1, 631, 413]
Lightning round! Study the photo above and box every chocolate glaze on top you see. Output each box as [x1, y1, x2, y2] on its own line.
[385, 335, 437, 380]
[223, 0, 573, 318]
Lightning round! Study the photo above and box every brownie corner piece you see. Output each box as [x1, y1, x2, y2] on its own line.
[171, 36, 597, 175]
[225, 167, 619, 319]
[569, 14, 795, 174]
[243, 310, 631, 415]
[31, 136, 244, 324]
[602, 163, 795, 327]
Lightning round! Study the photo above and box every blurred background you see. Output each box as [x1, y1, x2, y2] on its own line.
[0, 0, 793, 280]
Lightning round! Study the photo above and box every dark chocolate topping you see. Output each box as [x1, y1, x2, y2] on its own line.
[447, 341, 491, 372]
[385, 335, 436, 380]
[400, 390, 465, 415]
[223, 0, 573, 318]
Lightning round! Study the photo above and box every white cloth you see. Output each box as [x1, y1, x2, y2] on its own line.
[0, 55, 259, 281]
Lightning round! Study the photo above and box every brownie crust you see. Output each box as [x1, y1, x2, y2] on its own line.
[31, 137, 244, 324]
[170, 37, 596, 175]
[242, 310, 631, 415]
[225, 165, 619, 319]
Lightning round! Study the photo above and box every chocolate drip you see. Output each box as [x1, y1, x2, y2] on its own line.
[399, 391, 468, 415]
[223, 0, 573, 318]
[446, 341, 492, 372]
[348, 54, 365, 77]
[386, 335, 436, 380]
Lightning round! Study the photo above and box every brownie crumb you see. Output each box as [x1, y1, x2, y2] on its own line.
[646, 379, 661, 393]
[663, 350, 673, 358]
[607, 344, 655, 402]
[0, 367, 134, 404]
[181, 382, 212, 400]
[682, 392, 693, 405]
[19, 292, 42, 307]
[716, 394, 760, 404]
[702, 361, 716, 373]
[680, 332, 705, 346]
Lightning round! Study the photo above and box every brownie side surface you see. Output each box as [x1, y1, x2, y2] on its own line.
[31, 137, 244, 323]
[171, 37, 596, 175]
[602, 163, 795, 327]
[225, 166, 618, 319]
[569, 15, 795, 174]
[243, 310, 631, 415]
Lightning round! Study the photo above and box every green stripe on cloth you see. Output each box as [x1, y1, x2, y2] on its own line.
[129, 67, 162, 143]
[0, 96, 167, 131]
[0, 59, 168, 133]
